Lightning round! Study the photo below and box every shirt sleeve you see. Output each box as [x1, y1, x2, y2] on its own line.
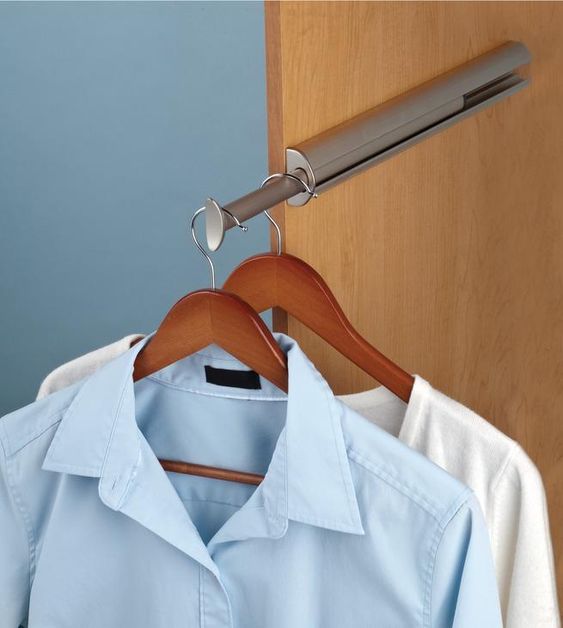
[0, 435, 31, 626]
[430, 491, 502, 627]
[492, 445, 560, 628]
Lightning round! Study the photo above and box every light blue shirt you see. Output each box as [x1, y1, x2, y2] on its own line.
[0, 332, 501, 627]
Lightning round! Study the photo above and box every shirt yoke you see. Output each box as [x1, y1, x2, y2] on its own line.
[339, 400, 473, 524]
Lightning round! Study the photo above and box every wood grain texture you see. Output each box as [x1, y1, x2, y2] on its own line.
[265, 0, 563, 606]
[223, 252, 414, 401]
[264, 0, 288, 333]
[133, 289, 288, 391]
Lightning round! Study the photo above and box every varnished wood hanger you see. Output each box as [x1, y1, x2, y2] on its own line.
[222, 202, 414, 404]
[133, 208, 287, 486]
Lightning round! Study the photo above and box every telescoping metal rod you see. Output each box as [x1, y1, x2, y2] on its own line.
[204, 175, 305, 251]
[205, 41, 531, 251]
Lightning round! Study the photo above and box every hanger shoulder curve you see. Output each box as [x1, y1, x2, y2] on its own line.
[223, 253, 413, 402]
[133, 289, 288, 392]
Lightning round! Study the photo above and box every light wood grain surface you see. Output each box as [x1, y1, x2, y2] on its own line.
[266, 0, 563, 610]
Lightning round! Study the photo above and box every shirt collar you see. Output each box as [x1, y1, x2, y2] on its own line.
[42, 331, 364, 536]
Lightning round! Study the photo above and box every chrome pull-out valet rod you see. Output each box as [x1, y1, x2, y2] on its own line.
[204, 41, 531, 251]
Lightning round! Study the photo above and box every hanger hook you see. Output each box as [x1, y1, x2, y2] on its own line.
[191, 206, 247, 289]
[221, 207, 248, 233]
[260, 172, 317, 255]
[191, 207, 216, 289]
[263, 209, 281, 255]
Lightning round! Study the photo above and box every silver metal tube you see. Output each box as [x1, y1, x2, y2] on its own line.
[205, 41, 531, 250]
[205, 175, 304, 251]
[286, 41, 531, 204]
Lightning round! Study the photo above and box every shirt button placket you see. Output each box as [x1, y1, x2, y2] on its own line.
[199, 565, 233, 628]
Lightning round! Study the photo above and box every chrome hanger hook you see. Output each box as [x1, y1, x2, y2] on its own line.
[263, 209, 282, 255]
[260, 172, 317, 255]
[262, 171, 317, 199]
[191, 206, 247, 289]
[191, 207, 216, 289]
[221, 207, 248, 233]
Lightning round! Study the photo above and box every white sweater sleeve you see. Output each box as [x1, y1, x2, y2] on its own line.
[491, 444, 560, 627]
[36, 334, 145, 400]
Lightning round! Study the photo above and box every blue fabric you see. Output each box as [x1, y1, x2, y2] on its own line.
[0, 332, 501, 627]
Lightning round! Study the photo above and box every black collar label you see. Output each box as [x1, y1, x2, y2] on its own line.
[204, 364, 262, 390]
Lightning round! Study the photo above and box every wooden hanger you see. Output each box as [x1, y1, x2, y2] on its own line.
[222, 203, 414, 404]
[133, 289, 288, 392]
[132, 208, 287, 486]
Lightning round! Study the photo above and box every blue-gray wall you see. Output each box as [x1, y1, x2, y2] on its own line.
[0, 1, 269, 415]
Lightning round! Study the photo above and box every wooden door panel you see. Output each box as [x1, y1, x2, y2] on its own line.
[266, 0, 563, 608]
